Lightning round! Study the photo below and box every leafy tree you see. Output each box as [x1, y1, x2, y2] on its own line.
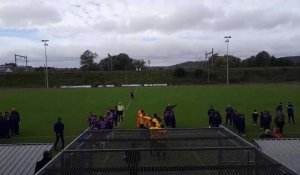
[99, 53, 145, 71]
[241, 51, 294, 67]
[256, 51, 271, 66]
[80, 50, 98, 71]
[174, 67, 187, 77]
[210, 54, 241, 68]
[194, 69, 204, 77]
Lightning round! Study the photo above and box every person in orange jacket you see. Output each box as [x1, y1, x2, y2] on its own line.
[136, 109, 144, 128]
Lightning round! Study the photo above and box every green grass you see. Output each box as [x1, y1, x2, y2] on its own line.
[1, 84, 299, 145]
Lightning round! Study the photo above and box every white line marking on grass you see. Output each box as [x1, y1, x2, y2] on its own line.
[102, 88, 138, 165]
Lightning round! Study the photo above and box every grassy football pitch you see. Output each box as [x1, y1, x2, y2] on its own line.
[0, 84, 299, 144]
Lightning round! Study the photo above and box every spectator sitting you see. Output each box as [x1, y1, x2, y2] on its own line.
[273, 127, 283, 139]
[34, 150, 52, 173]
[259, 129, 275, 139]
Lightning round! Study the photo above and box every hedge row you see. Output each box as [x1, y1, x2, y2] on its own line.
[0, 67, 299, 88]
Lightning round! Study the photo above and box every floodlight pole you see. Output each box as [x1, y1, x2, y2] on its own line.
[224, 36, 231, 85]
[42, 40, 49, 88]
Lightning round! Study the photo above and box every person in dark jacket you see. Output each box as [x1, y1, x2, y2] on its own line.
[10, 108, 20, 135]
[164, 104, 176, 118]
[34, 150, 52, 173]
[262, 111, 272, 130]
[276, 102, 283, 115]
[238, 114, 246, 136]
[213, 111, 222, 127]
[53, 118, 64, 150]
[232, 110, 238, 129]
[0, 113, 4, 138]
[259, 112, 264, 129]
[225, 105, 234, 125]
[252, 109, 259, 125]
[130, 89, 135, 100]
[165, 111, 176, 128]
[287, 102, 295, 124]
[274, 113, 285, 133]
[208, 106, 215, 128]
[2, 115, 10, 138]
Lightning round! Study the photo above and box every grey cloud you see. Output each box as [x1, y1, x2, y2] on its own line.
[94, 4, 217, 34]
[0, 2, 61, 28]
[212, 9, 300, 31]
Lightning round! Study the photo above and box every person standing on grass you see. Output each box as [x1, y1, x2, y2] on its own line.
[130, 89, 135, 100]
[54, 117, 64, 150]
[165, 110, 176, 128]
[225, 105, 234, 125]
[274, 112, 285, 133]
[233, 110, 240, 130]
[112, 107, 119, 128]
[259, 112, 264, 129]
[164, 104, 177, 118]
[117, 102, 125, 122]
[88, 112, 94, 127]
[252, 109, 259, 125]
[238, 114, 246, 136]
[208, 106, 215, 128]
[213, 111, 222, 127]
[0, 113, 4, 138]
[287, 102, 295, 124]
[10, 107, 20, 135]
[2, 114, 10, 138]
[266, 111, 272, 130]
[276, 102, 283, 115]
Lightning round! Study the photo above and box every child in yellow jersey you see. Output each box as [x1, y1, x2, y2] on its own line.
[143, 114, 152, 129]
[152, 113, 161, 128]
[149, 122, 167, 159]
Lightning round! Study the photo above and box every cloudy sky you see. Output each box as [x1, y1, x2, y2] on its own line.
[0, 0, 300, 67]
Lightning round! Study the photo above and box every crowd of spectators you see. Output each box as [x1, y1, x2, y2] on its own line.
[0, 108, 20, 139]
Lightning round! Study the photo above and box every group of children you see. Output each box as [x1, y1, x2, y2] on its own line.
[208, 105, 246, 136]
[88, 102, 125, 130]
[256, 102, 295, 139]
[208, 102, 296, 138]
[136, 104, 177, 129]
[0, 108, 20, 139]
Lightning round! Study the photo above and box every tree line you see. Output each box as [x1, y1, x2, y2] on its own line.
[80, 50, 299, 71]
[208, 51, 298, 68]
[80, 50, 146, 71]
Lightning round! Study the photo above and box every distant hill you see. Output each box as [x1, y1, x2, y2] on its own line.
[279, 56, 300, 62]
[169, 61, 206, 69]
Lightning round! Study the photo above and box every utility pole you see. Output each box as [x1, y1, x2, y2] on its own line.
[41, 40, 49, 88]
[205, 51, 209, 83]
[205, 48, 214, 83]
[211, 48, 214, 69]
[224, 36, 231, 85]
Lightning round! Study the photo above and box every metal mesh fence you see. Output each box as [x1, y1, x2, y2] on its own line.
[37, 128, 296, 175]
